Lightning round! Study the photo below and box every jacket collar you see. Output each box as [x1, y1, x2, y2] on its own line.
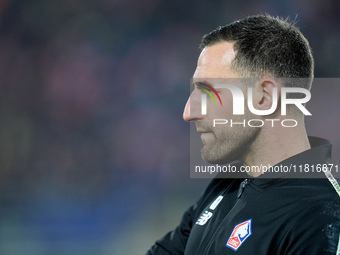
[251, 136, 332, 185]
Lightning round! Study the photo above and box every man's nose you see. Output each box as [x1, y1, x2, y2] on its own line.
[183, 97, 191, 121]
[183, 93, 204, 122]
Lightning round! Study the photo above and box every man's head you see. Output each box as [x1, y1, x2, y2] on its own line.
[199, 14, 314, 87]
[183, 14, 314, 166]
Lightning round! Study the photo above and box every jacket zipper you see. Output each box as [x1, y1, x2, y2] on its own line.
[200, 178, 250, 255]
[237, 178, 249, 198]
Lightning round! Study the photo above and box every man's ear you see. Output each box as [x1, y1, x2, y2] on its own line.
[252, 78, 280, 111]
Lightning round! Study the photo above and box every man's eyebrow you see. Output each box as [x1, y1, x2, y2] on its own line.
[193, 80, 213, 87]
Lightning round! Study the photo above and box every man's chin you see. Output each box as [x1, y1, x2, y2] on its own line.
[201, 149, 231, 164]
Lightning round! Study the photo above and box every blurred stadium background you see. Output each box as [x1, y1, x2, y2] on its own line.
[0, 0, 339, 254]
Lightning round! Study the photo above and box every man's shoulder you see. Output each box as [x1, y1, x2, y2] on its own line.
[265, 176, 340, 226]
[291, 176, 340, 199]
[264, 176, 340, 202]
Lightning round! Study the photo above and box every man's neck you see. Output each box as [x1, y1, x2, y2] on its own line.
[243, 120, 311, 177]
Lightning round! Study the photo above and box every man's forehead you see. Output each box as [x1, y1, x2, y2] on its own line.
[194, 42, 238, 79]
[198, 42, 236, 66]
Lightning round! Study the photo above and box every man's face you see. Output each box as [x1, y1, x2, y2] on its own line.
[183, 42, 260, 164]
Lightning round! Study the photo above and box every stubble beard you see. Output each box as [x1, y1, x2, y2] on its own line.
[201, 124, 261, 164]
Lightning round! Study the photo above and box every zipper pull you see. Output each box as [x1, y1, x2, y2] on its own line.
[237, 179, 249, 198]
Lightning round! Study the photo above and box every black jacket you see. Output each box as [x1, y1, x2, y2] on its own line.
[146, 137, 340, 255]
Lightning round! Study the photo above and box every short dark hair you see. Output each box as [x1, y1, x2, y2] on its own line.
[200, 14, 314, 90]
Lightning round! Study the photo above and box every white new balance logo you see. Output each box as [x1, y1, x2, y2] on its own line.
[196, 195, 224, 226]
[196, 211, 213, 226]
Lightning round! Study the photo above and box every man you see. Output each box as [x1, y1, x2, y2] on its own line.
[146, 14, 340, 254]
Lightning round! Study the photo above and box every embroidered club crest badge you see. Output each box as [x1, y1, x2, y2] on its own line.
[226, 219, 252, 251]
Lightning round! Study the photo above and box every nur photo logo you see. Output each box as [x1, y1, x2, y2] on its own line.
[199, 83, 311, 116]
[196, 82, 222, 115]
